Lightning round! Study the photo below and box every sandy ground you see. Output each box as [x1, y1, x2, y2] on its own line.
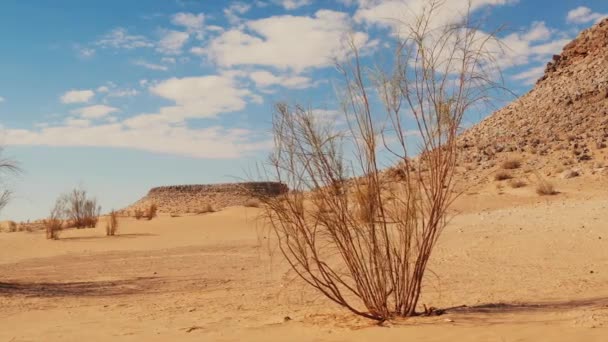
[1, 177, 608, 341]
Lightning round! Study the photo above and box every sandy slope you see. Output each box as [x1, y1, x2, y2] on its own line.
[1, 178, 607, 341]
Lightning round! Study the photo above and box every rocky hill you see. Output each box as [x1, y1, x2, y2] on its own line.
[456, 18, 608, 183]
[122, 182, 287, 215]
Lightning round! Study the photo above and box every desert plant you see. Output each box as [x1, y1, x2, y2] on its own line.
[244, 199, 261, 208]
[146, 203, 158, 220]
[536, 180, 557, 196]
[501, 159, 521, 170]
[45, 196, 67, 240]
[106, 210, 119, 236]
[258, 1, 505, 321]
[494, 171, 512, 181]
[508, 179, 527, 188]
[197, 204, 215, 214]
[61, 188, 101, 228]
[134, 209, 144, 220]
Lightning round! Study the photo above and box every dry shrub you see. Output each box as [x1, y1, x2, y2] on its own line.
[197, 204, 215, 214]
[146, 203, 158, 220]
[508, 179, 527, 188]
[244, 199, 261, 208]
[8, 221, 17, 232]
[134, 209, 144, 220]
[257, 2, 505, 321]
[60, 188, 100, 228]
[106, 210, 118, 236]
[494, 171, 512, 181]
[536, 181, 557, 196]
[45, 197, 67, 240]
[501, 159, 521, 170]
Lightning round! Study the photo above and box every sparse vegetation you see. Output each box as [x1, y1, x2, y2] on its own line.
[536, 180, 558, 196]
[62, 188, 101, 228]
[501, 159, 522, 170]
[134, 209, 144, 220]
[258, 2, 506, 321]
[197, 204, 214, 214]
[106, 210, 118, 236]
[8, 221, 17, 232]
[244, 199, 261, 208]
[508, 179, 527, 188]
[45, 196, 67, 240]
[494, 171, 513, 181]
[146, 203, 158, 220]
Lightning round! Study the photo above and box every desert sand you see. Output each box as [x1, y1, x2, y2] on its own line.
[1, 176, 607, 341]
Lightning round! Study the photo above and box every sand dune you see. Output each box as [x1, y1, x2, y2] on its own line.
[1, 176, 607, 341]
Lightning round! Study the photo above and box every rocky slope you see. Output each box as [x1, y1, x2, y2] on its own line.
[122, 182, 287, 215]
[456, 18, 608, 183]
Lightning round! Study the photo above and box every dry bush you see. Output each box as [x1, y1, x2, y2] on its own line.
[146, 203, 158, 220]
[106, 210, 118, 236]
[494, 171, 512, 181]
[134, 209, 144, 220]
[61, 188, 101, 228]
[244, 199, 261, 208]
[508, 179, 527, 188]
[501, 159, 521, 170]
[45, 196, 67, 240]
[197, 204, 215, 214]
[7, 221, 17, 232]
[257, 1, 505, 321]
[536, 180, 557, 196]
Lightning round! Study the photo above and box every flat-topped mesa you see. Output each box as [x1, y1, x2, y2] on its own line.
[123, 182, 288, 215]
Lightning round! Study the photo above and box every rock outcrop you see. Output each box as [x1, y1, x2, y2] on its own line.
[457, 19, 608, 179]
[122, 182, 287, 215]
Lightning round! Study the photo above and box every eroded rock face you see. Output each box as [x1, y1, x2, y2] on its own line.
[122, 182, 288, 215]
[457, 18, 608, 178]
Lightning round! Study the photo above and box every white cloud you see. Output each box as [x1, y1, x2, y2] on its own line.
[96, 27, 153, 49]
[60, 90, 95, 104]
[171, 12, 205, 39]
[224, 2, 252, 25]
[206, 10, 370, 72]
[567, 6, 607, 24]
[97, 86, 110, 93]
[64, 118, 91, 127]
[133, 60, 169, 71]
[109, 88, 139, 98]
[71, 105, 119, 119]
[78, 48, 96, 58]
[0, 96, 4, 103]
[522, 21, 552, 42]
[130, 73, 257, 124]
[280, 0, 312, 10]
[157, 30, 189, 55]
[161, 57, 177, 64]
[2, 123, 270, 158]
[511, 65, 546, 85]
[249, 70, 312, 89]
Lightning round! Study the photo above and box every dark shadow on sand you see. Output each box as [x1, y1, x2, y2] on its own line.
[444, 296, 608, 315]
[0, 277, 160, 297]
[59, 233, 157, 241]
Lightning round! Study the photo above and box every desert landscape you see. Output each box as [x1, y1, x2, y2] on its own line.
[1, 1, 608, 341]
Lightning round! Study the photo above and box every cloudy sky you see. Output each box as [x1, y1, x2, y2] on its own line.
[0, 0, 606, 221]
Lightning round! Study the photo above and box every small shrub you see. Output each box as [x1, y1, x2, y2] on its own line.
[536, 181, 557, 196]
[146, 203, 158, 220]
[197, 204, 215, 214]
[106, 210, 118, 236]
[501, 159, 521, 169]
[8, 221, 17, 232]
[134, 209, 144, 220]
[508, 179, 527, 188]
[494, 171, 512, 181]
[44, 218, 63, 240]
[244, 199, 261, 208]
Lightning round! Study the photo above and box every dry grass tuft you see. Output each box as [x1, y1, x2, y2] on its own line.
[244, 199, 261, 208]
[146, 203, 158, 220]
[494, 171, 512, 181]
[536, 180, 558, 195]
[134, 209, 144, 220]
[106, 210, 118, 236]
[508, 179, 527, 188]
[501, 159, 521, 169]
[197, 204, 215, 214]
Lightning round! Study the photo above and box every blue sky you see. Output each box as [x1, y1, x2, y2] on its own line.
[0, 0, 606, 221]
